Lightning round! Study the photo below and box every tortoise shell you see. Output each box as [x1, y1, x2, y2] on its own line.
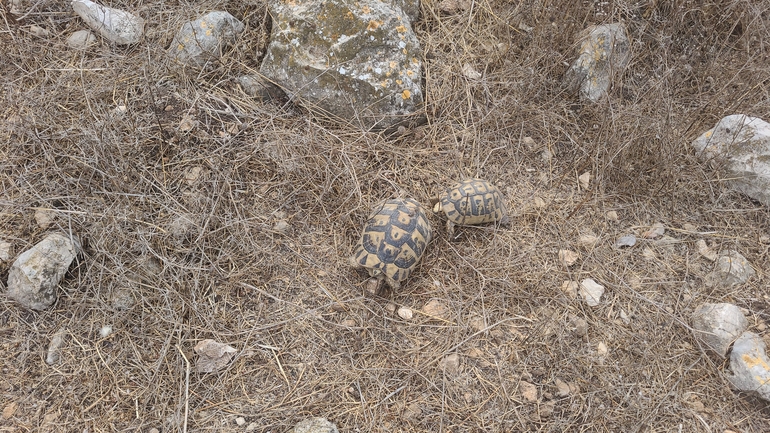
[350, 198, 432, 290]
[433, 178, 508, 234]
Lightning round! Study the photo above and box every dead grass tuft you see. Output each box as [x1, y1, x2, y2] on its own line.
[1, 0, 770, 431]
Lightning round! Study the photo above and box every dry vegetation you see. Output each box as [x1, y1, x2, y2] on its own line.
[2, 0, 770, 431]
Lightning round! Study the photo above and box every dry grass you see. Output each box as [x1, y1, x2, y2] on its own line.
[2, 0, 770, 431]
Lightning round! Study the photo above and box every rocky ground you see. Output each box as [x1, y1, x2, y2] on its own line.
[2, 0, 770, 432]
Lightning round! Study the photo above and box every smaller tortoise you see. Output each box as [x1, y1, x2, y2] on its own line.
[350, 198, 432, 290]
[433, 178, 509, 235]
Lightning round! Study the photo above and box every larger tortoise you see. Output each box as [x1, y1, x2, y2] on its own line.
[350, 198, 432, 290]
[433, 178, 509, 235]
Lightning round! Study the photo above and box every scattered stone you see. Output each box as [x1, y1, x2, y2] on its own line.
[99, 325, 113, 338]
[149, 429, 159, 433]
[235, 417, 246, 426]
[578, 171, 591, 190]
[273, 220, 290, 233]
[605, 210, 619, 221]
[558, 249, 579, 267]
[246, 422, 259, 432]
[696, 240, 718, 261]
[0, 241, 12, 262]
[184, 166, 204, 185]
[66, 29, 98, 49]
[439, 353, 460, 374]
[291, 417, 339, 433]
[683, 223, 698, 232]
[9, 0, 22, 14]
[643, 223, 666, 239]
[260, 0, 424, 130]
[578, 232, 599, 248]
[691, 303, 748, 357]
[7, 233, 80, 310]
[579, 279, 604, 307]
[561, 280, 579, 298]
[708, 250, 755, 287]
[727, 332, 770, 402]
[619, 309, 630, 324]
[554, 378, 574, 397]
[340, 318, 356, 327]
[615, 234, 636, 248]
[539, 401, 556, 418]
[438, 0, 470, 14]
[193, 339, 237, 373]
[422, 299, 449, 320]
[46, 327, 66, 365]
[34, 209, 55, 229]
[569, 315, 588, 336]
[29, 25, 50, 37]
[520, 380, 538, 402]
[237, 75, 285, 102]
[2, 402, 17, 419]
[522, 136, 536, 149]
[169, 11, 244, 67]
[564, 23, 630, 102]
[468, 315, 486, 332]
[462, 63, 482, 80]
[465, 347, 492, 368]
[597, 341, 609, 356]
[397, 306, 413, 320]
[178, 113, 197, 132]
[693, 115, 770, 207]
[385, 302, 397, 314]
[71, 0, 144, 45]
[641, 247, 656, 259]
[110, 286, 136, 310]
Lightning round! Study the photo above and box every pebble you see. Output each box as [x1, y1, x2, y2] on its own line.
[615, 234, 636, 248]
[696, 240, 718, 261]
[579, 279, 604, 307]
[709, 250, 755, 286]
[597, 341, 609, 356]
[99, 325, 113, 338]
[169, 11, 245, 67]
[422, 299, 449, 320]
[397, 306, 413, 320]
[29, 25, 50, 37]
[519, 380, 538, 402]
[642, 222, 665, 239]
[291, 417, 339, 433]
[236, 417, 246, 426]
[605, 210, 619, 221]
[561, 280, 578, 298]
[66, 30, 98, 49]
[46, 327, 66, 365]
[522, 136, 536, 149]
[0, 241, 11, 262]
[691, 303, 748, 357]
[273, 220, 290, 233]
[578, 232, 599, 248]
[246, 422, 258, 432]
[439, 353, 460, 374]
[34, 209, 55, 229]
[558, 249, 579, 267]
[554, 378, 572, 397]
[578, 172, 591, 190]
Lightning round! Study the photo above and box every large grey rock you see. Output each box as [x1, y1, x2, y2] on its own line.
[727, 332, 770, 402]
[693, 115, 770, 207]
[691, 303, 748, 357]
[169, 11, 244, 67]
[292, 418, 339, 433]
[71, 0, 144, 45]
[565, 23, 630, 103]
[7, 233, 80, 310]
[260, 0, 424, 130]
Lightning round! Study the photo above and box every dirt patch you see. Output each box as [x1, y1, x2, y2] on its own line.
[1, 0, 770, 431]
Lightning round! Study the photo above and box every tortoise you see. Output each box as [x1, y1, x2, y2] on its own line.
[350, 198, 432, 290]
[433, 178, 509, 235]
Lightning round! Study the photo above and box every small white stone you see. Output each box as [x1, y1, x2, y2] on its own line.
[439, 353, 460, 374]
[245, 423, 258, 432]
[579, 279, 604, 307]
[29, 25, 50, 37]
[560, 281, 578, 298]
[605, 210, 618, 221]
[691, 303, 748, 357]
[99, 325, 113, 338]
[0, 241, 11, 262]
[578, 232, 599, 247]
[578, 172, 591, 189]
[34, 209, 55, 229]
[273, 220, 290, 233]
[522, 136, 536, 149]
[46, 328, 67, 365]
[67, 30, 97, 49]
[597, 341, 609, 356]
[696, 240, 718, 261]
[397, 307, 413, 320]
[558, 249, 579, 267]
[643, 222, 665, 239]
[235, 417, 246, 426]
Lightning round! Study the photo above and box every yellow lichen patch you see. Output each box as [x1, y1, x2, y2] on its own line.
[381, 81, 389, 88]
[206, 30, 212, 36]
[396, 79, 403, 85]
[200, 21, 208, 29]
[704, 130, 713, 138]
[406, 70, 414, 77]
[367, 20, 381, 31]
[396, 25, 407, 33]
[401, 90, 411, 99]
[412, 57, 418, 64]
[389, 61, 397, 69]
[742, 353, 770, 371]
[361, 5, 371, 14]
